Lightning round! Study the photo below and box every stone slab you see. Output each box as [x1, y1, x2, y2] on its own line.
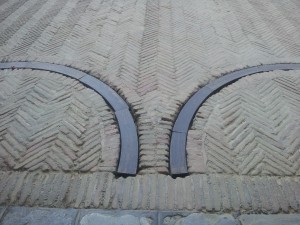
[0, 206, 7, 221]
[76, 210, 158, 225]
[158, 212, 239, 225]
[115, 109, 139, 175]
[2, 207, 300, 225]
[0, 207, 78, 225]
[79, 75, 128, 112]
[239, 214, 300, 225]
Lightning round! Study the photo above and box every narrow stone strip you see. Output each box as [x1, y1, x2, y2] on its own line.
[2, 206, 300, 225]
[170, 63, 300, 176]
[0, 61, 138, 175]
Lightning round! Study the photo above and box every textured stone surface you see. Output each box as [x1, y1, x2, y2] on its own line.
[1, 0, 300, 173]
[80, 214, 151, 225]
[0, 69, 120, 172]
[239, 214, 300, 225]
[0, 206, 7, 221]
[77, 209, 157, 225]
[0, 207, 77, 225]
[174, 214, 210, 225]
[169, 213, 239, 225]
[2, 207, 300, 225]
[188, 71, 300, 175]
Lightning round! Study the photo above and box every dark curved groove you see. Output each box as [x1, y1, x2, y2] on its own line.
[0, 61, 138, 175]
[170, 63, 300, 176]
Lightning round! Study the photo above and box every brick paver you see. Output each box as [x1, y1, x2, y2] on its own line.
[0, 171, 300, 213]
[0, 0, 300, 216]
[0, 69, 119, 172]
[188, 70, 300, 175]
[1, 0, 300, 173]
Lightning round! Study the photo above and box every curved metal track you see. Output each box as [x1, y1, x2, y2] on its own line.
[0, 61, 138, 175]
[170, 63, 300, 176]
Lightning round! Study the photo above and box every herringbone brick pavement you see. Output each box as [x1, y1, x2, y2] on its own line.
[0, 171, 299, 213]
[0, 69, 120, 172]
[1, 0, 300, 213]
[1, 0, 300, 173]
[187, 71, 300, 175]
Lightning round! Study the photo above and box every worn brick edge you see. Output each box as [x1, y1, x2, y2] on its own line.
[0, 61, 139, 175]
[170, 63, 300, 176]
[0, 171, 299, 213]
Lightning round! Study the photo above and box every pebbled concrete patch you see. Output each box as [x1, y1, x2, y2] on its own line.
[0, 207, 77, 225]
[239, 214, 300, 225]
[80, 214, 151, 225]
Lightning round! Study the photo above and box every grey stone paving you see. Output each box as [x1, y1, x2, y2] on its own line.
[0, 207, 7, 222]
[1, 207, 300, 225]
[80, 214, 151, 225]
[0, 207, 77, 225]
[160, 213, 239, 225]
[77, 209, 157, 225]
[239, 214, 300, 225]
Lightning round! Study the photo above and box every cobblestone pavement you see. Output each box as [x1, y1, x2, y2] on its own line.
[0, 0, 300, 220]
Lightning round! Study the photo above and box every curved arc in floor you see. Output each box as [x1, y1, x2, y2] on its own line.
[0, 61, 138, 175]
[170, 63, 300, 176]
